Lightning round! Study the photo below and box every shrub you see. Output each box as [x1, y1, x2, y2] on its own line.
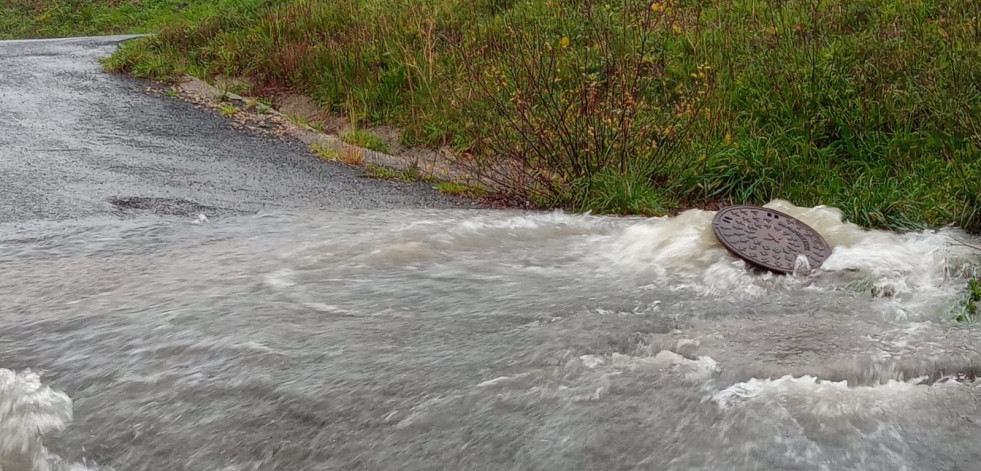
[457, 2, 707, 212]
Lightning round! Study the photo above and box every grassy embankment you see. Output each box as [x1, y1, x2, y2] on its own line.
[7, 0, 981, 232]
[0, 0, 213, 39]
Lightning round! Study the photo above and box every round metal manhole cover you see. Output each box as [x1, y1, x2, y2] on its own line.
[712, 206, 831, 274]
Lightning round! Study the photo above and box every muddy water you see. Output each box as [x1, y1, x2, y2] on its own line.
[3, 200, 981, 471]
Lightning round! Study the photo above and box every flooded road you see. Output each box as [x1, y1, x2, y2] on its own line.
[5, 205, 981, 470]
[3, 39, 981, 471]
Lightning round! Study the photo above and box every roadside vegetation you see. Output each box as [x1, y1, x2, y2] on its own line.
[341, 129, 391, 154]
[8, 0, 981, 232]
[0, 0, 210, 39]
[956, 277, 981, 322]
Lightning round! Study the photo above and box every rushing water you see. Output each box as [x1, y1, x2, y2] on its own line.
[3, 200, 981, 471]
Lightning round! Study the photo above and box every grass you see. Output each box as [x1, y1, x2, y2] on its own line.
[310, 142, 340, 160]
[218, 102, 238, 116]
[0, 0, 212, 39]
[217, 81, 252, 96]
[310, 142, 363, 166]
[285, 113, 309, 127]
[286, 112, 326, 133]
[341, 129, 391, 154]
[8, 0, 981, 231]
[243, 97, 271, 113]
[435, 181, 487, 197]
[435, 181, 468, 195]
[361, 164, 424, 184]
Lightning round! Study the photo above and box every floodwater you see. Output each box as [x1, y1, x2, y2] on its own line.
[3, 200, 981, 471]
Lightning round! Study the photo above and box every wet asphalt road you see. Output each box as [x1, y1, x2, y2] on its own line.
[0, 36, 458, 226]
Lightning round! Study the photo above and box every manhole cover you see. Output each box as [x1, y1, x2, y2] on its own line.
[712, 205, 831, 274]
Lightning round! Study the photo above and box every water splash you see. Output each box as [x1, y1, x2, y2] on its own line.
[712, 374, 923, 410]
[574, 200, 974, 301]
[793, 254, 812, 277]
[0, 369, 103, 471]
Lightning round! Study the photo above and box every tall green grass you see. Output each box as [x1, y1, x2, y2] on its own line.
[691, 0, 981, 231]
[80, 0, 981, 230]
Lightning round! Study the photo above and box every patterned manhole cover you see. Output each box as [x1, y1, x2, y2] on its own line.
[712, 206, 831, 274]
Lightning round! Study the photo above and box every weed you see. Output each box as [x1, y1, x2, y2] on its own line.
[250, 97, 274, 113]
[851, 279, 875, 295]
[289, 114, 326, 132]
[166, 89, 179, 98]
[435, 181, 480, 197]
[225, 82, 252, 96]
[341, 130, 391, 154]
[955, 278, 981, 322]
[363, 165, 405, 180]
[361, 164, 426, 184]
[243, 97, 273, 113]
[339, 146, 365, 165]
[219, 102, 238, 116]
[311, 142, 363, 166]
[286, 113, 309, 127]
[310, 143, 340, 161]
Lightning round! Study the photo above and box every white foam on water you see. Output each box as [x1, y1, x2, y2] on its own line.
[0, 369, 106, 471]
[348, 210, 620, 263]
[595, 199, 978, 298]
[711, 373, 965, 411]
[704, 372, 979, 469]
[576, 351, 720, 380]
[588, 206, 802, 295]
[268, 201, 979, 304]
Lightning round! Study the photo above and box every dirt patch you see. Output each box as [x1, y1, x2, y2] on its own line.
[317, 115, 350, 135]
[364, 124, 403, 153]
[275, 93, 321, 122]
[276, 93, 350, 134]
